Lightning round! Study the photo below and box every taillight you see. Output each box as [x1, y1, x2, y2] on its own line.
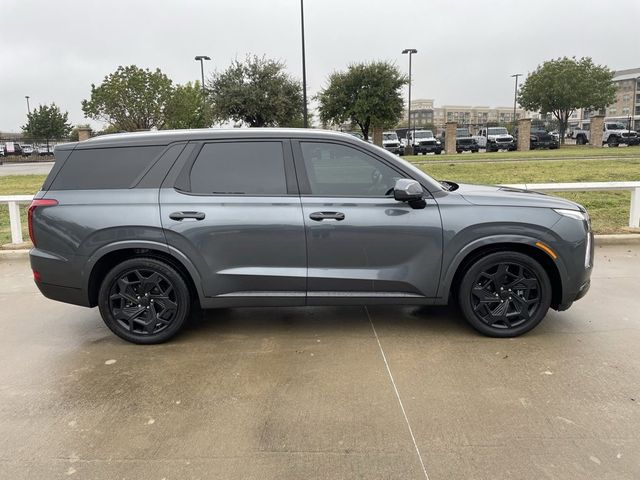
[28, 199, 58, 247]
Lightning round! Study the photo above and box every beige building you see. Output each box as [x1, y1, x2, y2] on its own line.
[567, 68, 640, 130]
[407, 98, 525, 133]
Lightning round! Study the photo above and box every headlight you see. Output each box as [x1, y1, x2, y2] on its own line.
[553, 209, 588, 222]
[436, 141, 441, 145]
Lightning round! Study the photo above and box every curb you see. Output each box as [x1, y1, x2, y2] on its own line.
[2, 235, 639, 261]
[594, 234, 640, 246]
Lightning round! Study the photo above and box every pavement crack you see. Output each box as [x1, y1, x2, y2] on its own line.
[365, 306, 430, 480]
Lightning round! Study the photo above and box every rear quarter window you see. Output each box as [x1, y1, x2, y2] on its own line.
[49, 146, 164, 190]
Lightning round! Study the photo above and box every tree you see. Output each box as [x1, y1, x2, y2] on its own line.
[208, 55, 303, 127]
[316, 61, 407, 141]
[164, 81, 213, 129]
[518, 57, 616, 143]
[22, 103, 72, 146]
[82, 65, 174, 131]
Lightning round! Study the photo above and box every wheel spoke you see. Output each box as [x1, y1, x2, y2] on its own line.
[472, 285, 499, 304]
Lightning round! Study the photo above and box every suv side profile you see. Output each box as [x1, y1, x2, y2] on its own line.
[29, 129, 593, 344]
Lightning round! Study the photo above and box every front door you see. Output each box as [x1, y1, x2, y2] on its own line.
[292, 140, 442, 302]
[160, 139, 306, 305]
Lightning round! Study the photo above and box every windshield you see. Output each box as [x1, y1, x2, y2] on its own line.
[456, 129, 470, 137]
[413, 131, 433, 139]
[383, 133, 398, 141]
[487, 127, 508, 135]
[606, 123, 626, 130]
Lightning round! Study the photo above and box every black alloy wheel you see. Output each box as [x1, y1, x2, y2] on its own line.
[98, 257, 191, 344]
[458, 251, 551, 337]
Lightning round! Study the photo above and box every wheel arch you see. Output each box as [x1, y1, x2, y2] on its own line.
[85, 242, 204, 308]
[443, 241, 564, 309]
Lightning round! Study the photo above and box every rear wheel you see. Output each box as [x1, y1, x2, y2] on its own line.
[98, 257, 191, 344]
[457, 252, 551, 337]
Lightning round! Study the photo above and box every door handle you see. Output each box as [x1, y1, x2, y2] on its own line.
[309, 211, 345, 221]
[169, 211, 206, 221]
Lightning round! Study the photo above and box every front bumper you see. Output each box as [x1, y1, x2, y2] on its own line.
[621, 136, 640, 145]
[487, 141, 515, 151]
[414, 144, 442, 154]
[384, 145, 403, 154]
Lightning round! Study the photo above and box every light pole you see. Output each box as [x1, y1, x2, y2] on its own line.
[511, 73, 522, 133]
[194, 56, 211, 94]
[402, 49, 417, 154]
[300, 0, 308, 128]
[25, 95, 31, 115]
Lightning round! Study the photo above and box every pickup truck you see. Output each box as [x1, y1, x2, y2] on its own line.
[574, 122, 640, 147]
[474, 127, 516, 151]
[382, 131, 403, 155]
[409, 129, 442, 155]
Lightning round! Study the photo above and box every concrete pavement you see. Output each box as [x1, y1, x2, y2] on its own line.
[0, 161, 53, 176]
[0, 245, 639, 479]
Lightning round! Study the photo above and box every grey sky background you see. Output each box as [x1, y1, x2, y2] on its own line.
[1, 0, 638, 132]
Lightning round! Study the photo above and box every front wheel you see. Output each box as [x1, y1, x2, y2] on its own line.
[98, 257, 191, 344]
[607, 136, 619, 147]
[457, 252, 551, 337]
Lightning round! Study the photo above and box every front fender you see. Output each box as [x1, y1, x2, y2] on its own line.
[436, 233, 569, 301]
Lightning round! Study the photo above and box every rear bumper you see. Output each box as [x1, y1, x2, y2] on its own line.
[35, 281, 89, 307]
[30, 248, 91, 307]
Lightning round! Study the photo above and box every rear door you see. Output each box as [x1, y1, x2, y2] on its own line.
[160, 139, 306, 305]
[292, 140, 443, 302]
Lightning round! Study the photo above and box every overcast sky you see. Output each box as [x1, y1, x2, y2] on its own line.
[1, 0, 638, 132]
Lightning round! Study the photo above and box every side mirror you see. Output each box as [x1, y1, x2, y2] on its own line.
[393, 178, 424, 202]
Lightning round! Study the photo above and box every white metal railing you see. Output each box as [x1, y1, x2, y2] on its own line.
[0, 195, 34, 244]
[0, 182, 639, 246]
[501, 182, 640, 228]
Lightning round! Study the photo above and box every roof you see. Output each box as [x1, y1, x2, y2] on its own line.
[613, 67, 640, 82]
[60, 128, 361, 150]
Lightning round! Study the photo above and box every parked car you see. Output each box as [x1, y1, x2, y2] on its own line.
[574, 122, 640, 146]
[0, 144, 5, 157]
[382, 131, 403, 155]
[29, 129, 593, 344]
[529, 128, 559, 150]
[21, 144, 35, 157]
[4, 142, 22, 156]
[36, 145, 54, 156]
[441, 128, 478, 153]
[474, 127, 516, 152]
[409, 130, 442, 155]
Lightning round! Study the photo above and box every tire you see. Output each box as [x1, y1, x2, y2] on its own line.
[576, 135, 586, 145]
[607, 136, 619, 147]
[457, 251, 552, 337]
[435, 150, 441, 155]
[98, 257, 191, 344]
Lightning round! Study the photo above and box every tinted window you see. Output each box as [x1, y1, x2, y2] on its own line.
[190, 142, 286, 195]
[50, 146, 163, 190]
[300, 142, 402, 196]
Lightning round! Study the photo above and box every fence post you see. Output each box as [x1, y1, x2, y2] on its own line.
[630, 187, 640, 228]
[8, 201, 24, 244]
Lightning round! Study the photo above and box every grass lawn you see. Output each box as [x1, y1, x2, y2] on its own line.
[417, 158, 640, 234]
[1, 157, 639, 245]
[406, 145, 640, 162]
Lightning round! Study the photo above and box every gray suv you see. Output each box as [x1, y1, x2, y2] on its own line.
[29, 129, 593, 344]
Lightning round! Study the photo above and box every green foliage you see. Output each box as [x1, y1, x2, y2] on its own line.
[82, 65, 174, 131]
[316, 61, 407, 140]
[208, 55, 304, 127]
[164, 81, 213, 129]
[22, 104, 72, 142]
[518, 57, 616, 141]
